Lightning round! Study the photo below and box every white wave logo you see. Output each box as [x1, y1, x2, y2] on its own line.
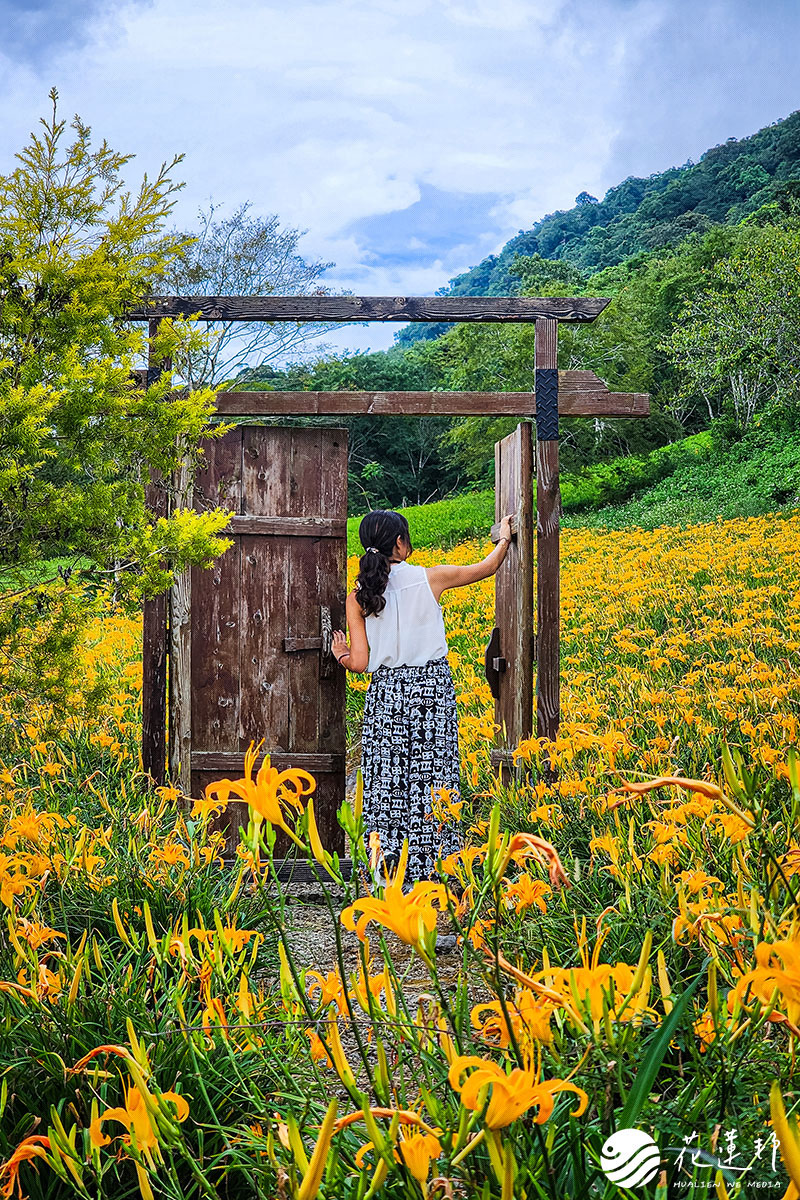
[600, 1129, 661, 1188]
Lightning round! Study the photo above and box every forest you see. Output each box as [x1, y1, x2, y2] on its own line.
[231, 109, 800, 516]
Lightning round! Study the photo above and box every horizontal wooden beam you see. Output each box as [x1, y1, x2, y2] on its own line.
[226, 515, 346, 538]
[490, 749, 530, 770]
[126, 295, 610, 324]
[273, 857, 353, 883]
[192, 751, 345, 772]
[213, 376, 649, 418]
[283, 636, 323, 652]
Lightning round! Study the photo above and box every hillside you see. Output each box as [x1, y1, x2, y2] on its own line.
[396, 109, 800, 345]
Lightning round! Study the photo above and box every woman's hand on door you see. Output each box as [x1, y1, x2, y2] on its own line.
[332, 629, 350, 667]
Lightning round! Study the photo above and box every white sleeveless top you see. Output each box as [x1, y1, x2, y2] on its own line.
[364, 561, 449, 671]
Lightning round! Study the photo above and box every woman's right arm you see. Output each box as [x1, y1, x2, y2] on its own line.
[426, 514, 514, 601]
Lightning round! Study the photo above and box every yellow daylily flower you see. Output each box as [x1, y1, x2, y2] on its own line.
[448, 1055, 588, 1129]
[203, 741, 315, 844]
[340, 841, 453, 958]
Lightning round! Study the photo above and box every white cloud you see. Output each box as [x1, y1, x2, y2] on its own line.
[0, 0, 628, 229]
[1, 0, 800, 359]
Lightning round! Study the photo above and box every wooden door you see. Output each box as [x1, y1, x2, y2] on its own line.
[170, 425, 348, 854]
[485, 422, 534, 770]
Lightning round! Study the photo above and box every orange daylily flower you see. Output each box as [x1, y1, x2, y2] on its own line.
[430, 786, 465, 822]
[608, 775, 755, 830]
[471, 989, 555, 1048]
[732, 937, 800, 1026]
[612, 776, 724, 802]
[11, 918, 65, 949]
[395, 1130, 443, 1185]
[491, 952, 568, 1008]
[503, 874, 551, 913]
[334, 1107, 440, 1136]
[0, 1136, 50, 1200]
[500, 833, 570, 889]
[341, 841, 453, 957]
[306, 969, 349, 1016]
[190, 794, 227, 821]
[202, 741, 315, 844]
[304, 1019, 356, 1086]
[448, 1055, 588, 1128]
[90, 1083, 189, 1162]
[70, 1043, 139, 1073]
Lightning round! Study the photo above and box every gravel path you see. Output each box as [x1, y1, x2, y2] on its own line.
[273, 769, 495, 1096]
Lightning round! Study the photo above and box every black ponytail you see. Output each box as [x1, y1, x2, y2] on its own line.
[355, 510, 413, 617]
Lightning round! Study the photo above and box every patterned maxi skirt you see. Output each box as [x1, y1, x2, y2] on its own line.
[360, 655, 464, 886]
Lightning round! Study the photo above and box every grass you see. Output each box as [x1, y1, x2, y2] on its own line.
[347, 489, 495, 555]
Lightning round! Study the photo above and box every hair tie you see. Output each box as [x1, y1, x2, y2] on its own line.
[366, 546, 381, 555]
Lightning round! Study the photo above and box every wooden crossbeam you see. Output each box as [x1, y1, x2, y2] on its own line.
[126, 295, 610, 324]
[192, 751, 345, 772]
[213, 374, 649, 418]
[218, 857, 353, 884]
[226, 516, 346, 537]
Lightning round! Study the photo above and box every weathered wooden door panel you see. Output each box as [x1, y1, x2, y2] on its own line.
[179, 425, 348, 854]
[486, 422, 534, 769]
[188, 432, 243, 754]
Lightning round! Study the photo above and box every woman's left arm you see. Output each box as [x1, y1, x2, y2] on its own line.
[332, 592, 370, 673]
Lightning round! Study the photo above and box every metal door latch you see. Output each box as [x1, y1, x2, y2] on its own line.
[484, 626, 507, 700]
[282, 606, 335, 677]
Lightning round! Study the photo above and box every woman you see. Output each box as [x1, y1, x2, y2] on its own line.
[332, 508, 513, 888]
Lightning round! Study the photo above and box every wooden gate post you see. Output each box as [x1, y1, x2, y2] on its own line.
[534, 317, 560, 745]
[169, 452, 192, 795]
[141, 319, 170, 786]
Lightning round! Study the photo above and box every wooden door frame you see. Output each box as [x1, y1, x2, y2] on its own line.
[130, 295, 650, 787]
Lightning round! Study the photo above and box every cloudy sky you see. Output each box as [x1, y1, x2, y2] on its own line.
[1, 0, 799, 360]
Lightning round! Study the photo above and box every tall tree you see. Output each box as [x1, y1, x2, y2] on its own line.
[158, 202, 342, 386]
[0, 91, 232, 724]
[669, 222, 800, 431]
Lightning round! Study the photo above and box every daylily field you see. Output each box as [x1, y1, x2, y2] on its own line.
[2, 512, 800, 1199]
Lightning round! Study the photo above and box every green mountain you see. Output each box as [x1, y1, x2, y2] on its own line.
[396, 109, 800, 345]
